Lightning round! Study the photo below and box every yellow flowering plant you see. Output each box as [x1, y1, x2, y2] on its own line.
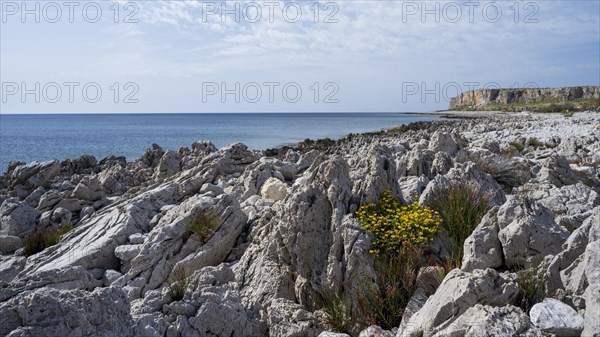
[355, 190, 441, 256]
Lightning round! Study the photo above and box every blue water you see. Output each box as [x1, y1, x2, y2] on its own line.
[0, 113, 437, 172]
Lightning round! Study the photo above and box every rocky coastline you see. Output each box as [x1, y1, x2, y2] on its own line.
[1, 111, 599, 337]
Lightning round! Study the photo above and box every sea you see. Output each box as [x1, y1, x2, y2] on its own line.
[0, 113, 438, 173]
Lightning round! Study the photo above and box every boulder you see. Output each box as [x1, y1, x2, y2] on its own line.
[529, 298, 583, 336]
[0, 198, 41, 237]
[71, 176, 103, 201]
[429, 131, 459, 155]
[359, 326, 395, 337]
[155, 150, 181, 179]
[9, 160, 60, 190]
[37, 190, 62, 211]
[536, 155, 578, 187]
[432, 304, 542, 337]
[51, 207, 72, 226]
[0, 235, 23, 254]
[462, 196, 569, 270]
[319, 333, 351, 337]
[0, 287, 135, 337]
[546, 207, 600, 296]
[398, 269, 518, 337]
[260, 177, 288, 201]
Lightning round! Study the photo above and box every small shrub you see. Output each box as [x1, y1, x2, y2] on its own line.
[561, 111, 574, 118]
[355, 249, 421, 330]
[321, 288, 351, 333]
[354, 190, 441, 329]
[428, 181, 492, 264]
[527, 137, 544, 149]
[355, 190, 441, 256]
[166, 265, 190, 301]
[509, 141, 525, 152]
[476, 156, 524, 188]
[186, 211, 220, 243]
[514, 259, 547, 312]
[24, 223, 73, 256]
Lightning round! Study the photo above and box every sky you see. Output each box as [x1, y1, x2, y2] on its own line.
[1, 0, 599, 114]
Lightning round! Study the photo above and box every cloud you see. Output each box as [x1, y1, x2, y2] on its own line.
[1, 0, 598, 113]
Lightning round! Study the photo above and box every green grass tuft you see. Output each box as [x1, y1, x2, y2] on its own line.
[24, 223, 73, 256]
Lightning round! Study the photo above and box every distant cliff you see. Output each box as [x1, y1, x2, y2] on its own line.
[449, 86, 600, 112]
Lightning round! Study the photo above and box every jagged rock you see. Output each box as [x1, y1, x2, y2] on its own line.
[0, 255, 26, 283]
[461, 206, 504, 271]
[399, 148, 434, 178]
[59, 154, 98, 176]
[260, 177, 288, 201]
[9, 160, 60, 190]
[398, 269, 518, 337]
[103, 269, 123, 286]
[111, 193, 245, 301]
[419, 162, 506, 208]
[0, 235, 23, 254]
[429, 132, 459, 155]
[0, 286, 135, 337]
[581, 240, 600, 336]
[115, 244, 143, 272]
[319, 332, 351, 337]
[462, 196, 569, 270]
[129, 233, 145, 244]
[0, 198, 41, 237]
[536, 155, 578, 187]
[0, 266, 102, 304]
[235, 156, 367, 320]
[24, 186, 45, 208]
[266, 298, 319, 337]
[546, 207, 600, 298]
[349, 144, 401, 204]
[398, 176, 429, 204]
[191, 140, 217, 156]
[37, 190, 62, 211]
[431, 304, 542, 337]
[359, 326, 395, 337]
[38, 211, 52, 227]
[53, 198, 82, 213]
[522, 182, 599, 230]
[71, 176, 103, 201]
[155, 150, 181, 179]
[16, 184, 180, 280]
[79, 206, 95, 220]
[431, 151, 453, 176]
[98, 164, 132, 195]
[51, 207, 72, 226]
[529, 298, 583, 336]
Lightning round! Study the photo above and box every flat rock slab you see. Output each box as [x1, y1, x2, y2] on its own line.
[530, 298, 584, 336]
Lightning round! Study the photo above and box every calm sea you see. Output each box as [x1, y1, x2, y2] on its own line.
[0, 113, 437, 172]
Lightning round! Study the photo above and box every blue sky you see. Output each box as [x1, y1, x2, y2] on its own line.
[1, 0, 599, 113]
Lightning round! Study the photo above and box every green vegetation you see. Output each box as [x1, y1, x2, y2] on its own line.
[476, 156, 524, 188]
[166, 265, 190, 301]
[186, 210, 220, 244]
[427, 181, 493, 265]
[527, 137, 544, 149]
[24, 223, 73, 256]
[321, 288, 352, 333]
[355, 190, 441, 256]
[355, 250, 421, 329]
[514, 259, 547, 312]
[509, 141, 525, 152]
[346, 190, 441, 329]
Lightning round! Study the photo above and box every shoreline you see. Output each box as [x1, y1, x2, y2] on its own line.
[1, 110, 599, 336]
[0, 112, 437, 173]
